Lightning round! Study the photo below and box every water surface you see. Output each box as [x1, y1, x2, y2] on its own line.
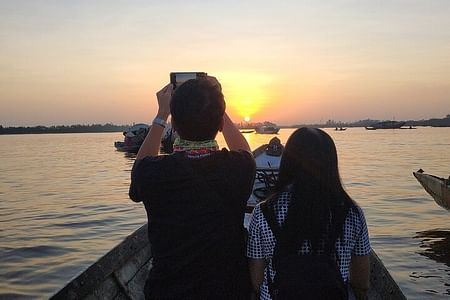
[0, 127, 449, 299]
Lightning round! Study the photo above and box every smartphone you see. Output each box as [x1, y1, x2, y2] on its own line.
[170, 72, 207, 89]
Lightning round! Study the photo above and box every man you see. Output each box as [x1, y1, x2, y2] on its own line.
[129, 77, 255, 299]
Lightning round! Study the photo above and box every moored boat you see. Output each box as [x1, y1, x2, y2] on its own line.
[114, 123, 176, 153]
[50, 144, 406, 300]
[413, 169, 450, 211]
[114, 123, 149, 153]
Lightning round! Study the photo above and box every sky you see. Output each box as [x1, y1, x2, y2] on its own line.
[1, 0, 449, 126]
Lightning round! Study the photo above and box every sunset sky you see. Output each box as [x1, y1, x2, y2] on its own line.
[1, 0, 449, 126]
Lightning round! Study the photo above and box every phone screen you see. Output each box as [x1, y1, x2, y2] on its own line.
[170, 72, 207, 88]
[175, 73, 197, 84]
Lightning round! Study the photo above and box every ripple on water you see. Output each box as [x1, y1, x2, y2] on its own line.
[1, 245, 73, 260]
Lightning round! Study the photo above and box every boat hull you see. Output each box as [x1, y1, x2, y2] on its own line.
[413, 171, 450, 211]
[114, 141, 141, 153]
[365, 121, 405, 130]
[49, 223, 405, 300]
[255, 125, 280, 134]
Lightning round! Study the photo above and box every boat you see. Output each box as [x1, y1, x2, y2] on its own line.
[114, 124, 150, 153]
[335, 127, 347, 131]
[50, 143, 406, 300]
[114, 124, 176, 153]
[240, 129, 255, 134]
[365, 121, 405, 130]
[255, 122, 280, 134]
[413, 169, 450, 211]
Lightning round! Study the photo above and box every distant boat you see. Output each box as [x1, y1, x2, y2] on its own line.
[240, 129, 255, 134]
[365, 121, 405, 130]
[413, 169, 450, 211]
[255, 122, 280, 134]
[114, 123, 175, 153]
[334, 127, 347, 131]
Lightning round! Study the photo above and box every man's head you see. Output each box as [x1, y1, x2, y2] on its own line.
[170, 78, 226, 141]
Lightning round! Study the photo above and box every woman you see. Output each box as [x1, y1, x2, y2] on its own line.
[247, 128, 371, 300]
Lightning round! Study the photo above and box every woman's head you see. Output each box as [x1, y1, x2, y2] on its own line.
[170, 78, 225, 141]
[277, 127, 340, 191]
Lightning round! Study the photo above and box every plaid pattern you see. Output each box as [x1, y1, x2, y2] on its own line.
[247, 191, 371, 300]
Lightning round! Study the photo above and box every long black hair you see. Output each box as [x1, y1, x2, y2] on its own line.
[268, 127, 354, 254]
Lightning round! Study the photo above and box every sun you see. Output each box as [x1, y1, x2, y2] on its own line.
[218, 72, 275, 121]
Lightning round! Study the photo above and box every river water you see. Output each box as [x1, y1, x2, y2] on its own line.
[0, 127, 449, 299]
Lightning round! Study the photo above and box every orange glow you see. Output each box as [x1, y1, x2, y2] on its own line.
[218, 72, 277, 121]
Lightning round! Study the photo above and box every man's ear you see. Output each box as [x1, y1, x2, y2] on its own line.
[218, 116, 224, 132]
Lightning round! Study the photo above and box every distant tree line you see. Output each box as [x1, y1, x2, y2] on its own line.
[2, 114, 449, 134]
[0, 123, 131, 135]
[290, 114, 450, 128]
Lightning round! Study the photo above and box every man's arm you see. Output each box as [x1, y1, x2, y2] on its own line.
[222, 112, 251, 152]
[136, 84, 172, 160]
[203, 76, 250, 152]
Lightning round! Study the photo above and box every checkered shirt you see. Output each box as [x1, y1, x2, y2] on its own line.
[247, 191, 371, 300]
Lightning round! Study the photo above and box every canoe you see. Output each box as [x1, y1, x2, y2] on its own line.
[50, 144, 406, 300]
[240, 129, 255, 134]
[413, 169, 450, 211]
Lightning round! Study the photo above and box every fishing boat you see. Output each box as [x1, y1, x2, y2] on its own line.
[413, 169, 450, 211]
[365, 121, 405, 130]
[114, 124, 176, 153]
[50, 142, 406, 300]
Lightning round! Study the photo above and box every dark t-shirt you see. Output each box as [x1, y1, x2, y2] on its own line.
[129, 149, 256, 299]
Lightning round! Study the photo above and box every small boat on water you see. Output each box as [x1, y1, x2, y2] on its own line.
[255, 122, 280, 134]
[335, 127, 347, 131]
[114, 124, 149, 153]
[240, 129, 255, 134]
[114, 124, 176, 153]
[413, 169, 450, 211]
[50, 142, 406, 300]
[365, 121, 405, 130]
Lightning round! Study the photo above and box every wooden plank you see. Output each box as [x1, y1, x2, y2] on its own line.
[115, 245, 151, 285]
[125, 259, 153, 300]
[86, 277, 120, 300]
[369, 251, 406, 300]
[50, 225, 149, 300]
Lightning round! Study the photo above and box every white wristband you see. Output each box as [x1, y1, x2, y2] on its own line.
[152, 117, 167, 128]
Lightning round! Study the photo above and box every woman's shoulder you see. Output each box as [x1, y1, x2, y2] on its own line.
[346, 201, 368, 226]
